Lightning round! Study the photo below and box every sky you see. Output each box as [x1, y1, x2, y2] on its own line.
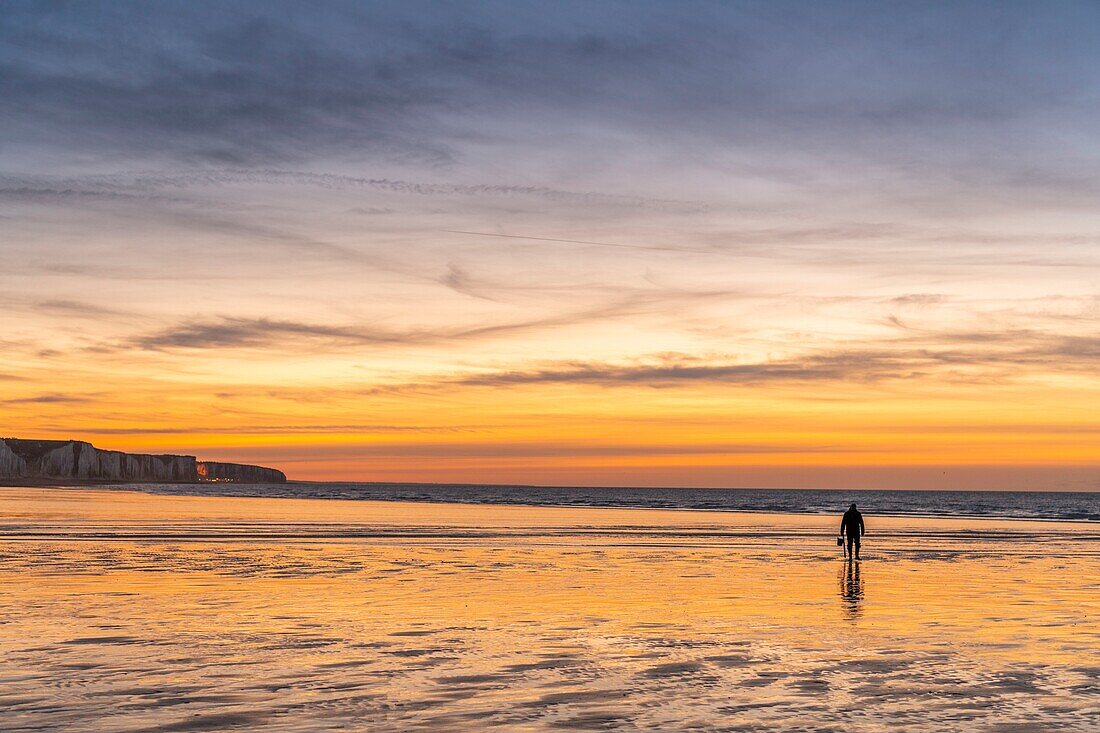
[1, 1, 1098, 490]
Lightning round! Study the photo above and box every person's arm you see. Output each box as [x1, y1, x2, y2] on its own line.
[859, 515, 865, 536]
[839, 516, 846, 536]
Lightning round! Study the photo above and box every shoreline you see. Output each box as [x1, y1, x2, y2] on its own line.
[1, 482, 1097, 526]
[7, 475, 1100, 494]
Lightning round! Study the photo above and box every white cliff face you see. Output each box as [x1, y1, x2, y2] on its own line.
[0, 441, 28, 477]
[0, 438, 284, 483]
[39, 441, 99, 478]
[1, 439, 198, 481]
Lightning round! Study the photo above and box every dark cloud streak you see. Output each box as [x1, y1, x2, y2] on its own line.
[55, 424, 489, 436]
[445, 334, 1100, 389]
[2, 393, 91, 404]
[9, 170, 705, 212]
[117, 283, 742, 352]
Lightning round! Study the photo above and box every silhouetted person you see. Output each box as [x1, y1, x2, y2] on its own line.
[840, 503, 865, 560]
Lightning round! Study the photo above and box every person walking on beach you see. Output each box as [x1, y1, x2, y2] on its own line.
[840, 503, 865, 560]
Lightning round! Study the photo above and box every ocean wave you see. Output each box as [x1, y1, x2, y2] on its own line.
[112, 483, 1100, 522]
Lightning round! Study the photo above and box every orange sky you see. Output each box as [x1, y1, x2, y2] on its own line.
[3, 244, 1098, 489]
[2, 4, 1098, 490]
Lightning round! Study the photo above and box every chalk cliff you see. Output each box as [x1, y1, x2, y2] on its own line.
[0, 440, 27, 477]
[197, 461, 287, 484]
[0, 439, 286, 483]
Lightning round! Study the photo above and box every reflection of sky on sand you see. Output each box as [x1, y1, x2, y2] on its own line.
[0, 489, 1098, 732]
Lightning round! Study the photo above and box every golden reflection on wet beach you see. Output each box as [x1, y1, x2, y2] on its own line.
[0, 488, 1097, 732]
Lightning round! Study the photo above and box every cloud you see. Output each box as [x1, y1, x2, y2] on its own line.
[0, 186, 174, 204]
[450, 352, 933, 388]
[347, 207, 396, 215]
[8, 1, 1096, 196]
[114, 281, 741, 353]
[3, 11, 450, 166]
[34, 299, 127, 318]
[0, 180, 395, 269]
[0, 6, 741, 176]
[12, 169, 706, 212]
[439, 263, 497, 301]
[433, 333, 1100, 389]
[30, 263, 240, 282]
[127, 317, 408, 350]
[886, 294, 946, 306]
[2, 394, 90, 404]
[195, 440, 854, 460]
[54, 424, 489, 436]
[440, 229, 708, 253]
[118, 308, 604, 352]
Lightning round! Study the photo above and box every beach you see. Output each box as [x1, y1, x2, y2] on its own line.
[1, 487, 1098, 732]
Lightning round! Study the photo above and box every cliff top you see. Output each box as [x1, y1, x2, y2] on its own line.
[2, 438, 193, 462]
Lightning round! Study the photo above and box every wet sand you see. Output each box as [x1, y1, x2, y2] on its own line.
[1, 488, 1097, 732]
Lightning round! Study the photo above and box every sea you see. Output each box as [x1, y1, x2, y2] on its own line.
[124, 482, 1100, 522]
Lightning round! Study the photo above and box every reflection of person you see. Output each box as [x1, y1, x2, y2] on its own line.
[839, 558, 863, 618]
[840, 503, 865, 560]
